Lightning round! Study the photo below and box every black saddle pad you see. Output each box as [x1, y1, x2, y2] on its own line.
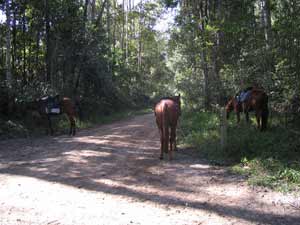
[41, 95, 61, 114]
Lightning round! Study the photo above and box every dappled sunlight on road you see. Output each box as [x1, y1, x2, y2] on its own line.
[0, 114, 299, 225]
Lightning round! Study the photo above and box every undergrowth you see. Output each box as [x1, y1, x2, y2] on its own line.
[179, 110, 300, 192]
[0, 108, 151, 139]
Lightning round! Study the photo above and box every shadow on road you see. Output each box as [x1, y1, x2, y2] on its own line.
[0, 114, 299, 225]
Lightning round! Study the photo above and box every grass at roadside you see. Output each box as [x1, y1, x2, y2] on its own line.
[178, 110, 300, 192]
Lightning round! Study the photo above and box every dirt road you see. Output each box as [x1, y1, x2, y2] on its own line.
[0, 114, 299, 225]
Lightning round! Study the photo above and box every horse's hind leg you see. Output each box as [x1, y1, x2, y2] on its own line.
[169, 127, 176, 160]
[244, 111, 250, 123]
[47, 115, 54, 135]
[72, 118, 76, 136]
[68, 116, 76, 136]
[256, 114, 261, 129]
[261, 108, 269, 131]
[255, 111, 262, 130]
[172, 124, 178, 152]
[159, 128, 164, 160]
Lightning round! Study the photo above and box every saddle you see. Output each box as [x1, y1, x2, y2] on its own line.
[41, 95, 61, 114]
[236, 87, 253, 103]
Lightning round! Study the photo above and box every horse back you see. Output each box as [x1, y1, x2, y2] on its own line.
[60, 97, 75, 115]
[250, 89, 268, 103]
[155, 99, 180, 126]
[248, 89, 268, 111]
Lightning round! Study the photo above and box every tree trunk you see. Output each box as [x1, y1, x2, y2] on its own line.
[96, 0, 108, 27]
[104, 0, 113, 94]
[5, 0, 12, 86]
[121, 0, 125, 56]
[199, 1, 210, 110]
[83, 0, 89, 24]
[213, 0, 223, 104]
[12, 0, 16, 75]
[45, 0, 51, 83]
[22, 6, 26, 84]
[35, 30, 40, 80]
[125, 0, 129, 63]
[260, 0, 272, 49]
[91, 0, 96, 20]
[260, 0, 274, 88]
[112, 0, 117, 74]
[137, 0, 143, 72]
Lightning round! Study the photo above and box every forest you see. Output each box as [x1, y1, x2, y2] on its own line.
[1, 0, 300, 192]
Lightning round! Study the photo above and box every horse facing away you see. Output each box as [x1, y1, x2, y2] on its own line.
[225, 88, 269, 131]
[154, 95, 181, 160]
[30, 95, 79, 136]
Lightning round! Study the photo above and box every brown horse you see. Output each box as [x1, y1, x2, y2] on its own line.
[225, 89, 269, 131]
[30, 96, 79, 136]
[154, 95, 181, 160]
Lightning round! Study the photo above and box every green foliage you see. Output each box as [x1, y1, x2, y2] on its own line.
[179, 110, 300, 192]
[167, 0, 300, 110]
[0, 0, 174, 124]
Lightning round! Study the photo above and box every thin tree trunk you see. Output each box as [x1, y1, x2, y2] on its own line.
[22, 6, 26, 84]
[137, 0, 143, 72]
[104, 0, 113, 94]
[12, 0, 16, 75]
[45, 0, 51, 83]
[213, 0, 223, 104]
[35, 30, 40, 79]
[199, 1, 210, 110]
[83, 0, 89, 24]
[5, 0, 12, 85]
[260, 0, 274, 87]
[125, 0, 128, 63]
[91, 0, 96, 20]
[260, 0, 272, 49]
[112, 0, 117, 74]
[96, 0, 108, 27]
[106, 0, 111, 73]
[73, 0, 89, 97]
[121, 0, 125, 54]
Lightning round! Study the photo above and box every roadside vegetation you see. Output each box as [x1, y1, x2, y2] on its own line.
[179, 110, 300, 192]
[0, 107, 152, 139]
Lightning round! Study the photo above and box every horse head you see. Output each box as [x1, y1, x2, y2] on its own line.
[172, 94, 181, 116]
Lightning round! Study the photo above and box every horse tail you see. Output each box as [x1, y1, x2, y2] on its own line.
[162, 103, 169, 154]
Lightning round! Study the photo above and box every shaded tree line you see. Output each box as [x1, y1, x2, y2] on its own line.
[0, 0, 172, 119]
[165, 0, 300, 112]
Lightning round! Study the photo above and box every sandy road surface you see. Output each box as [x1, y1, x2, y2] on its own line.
[0, 113, 299, 225]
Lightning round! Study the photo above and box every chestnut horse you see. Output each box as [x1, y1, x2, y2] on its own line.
[30, 96, 79, 136]
[225, 89, 269, 131]
[154, 95, 181, 160]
